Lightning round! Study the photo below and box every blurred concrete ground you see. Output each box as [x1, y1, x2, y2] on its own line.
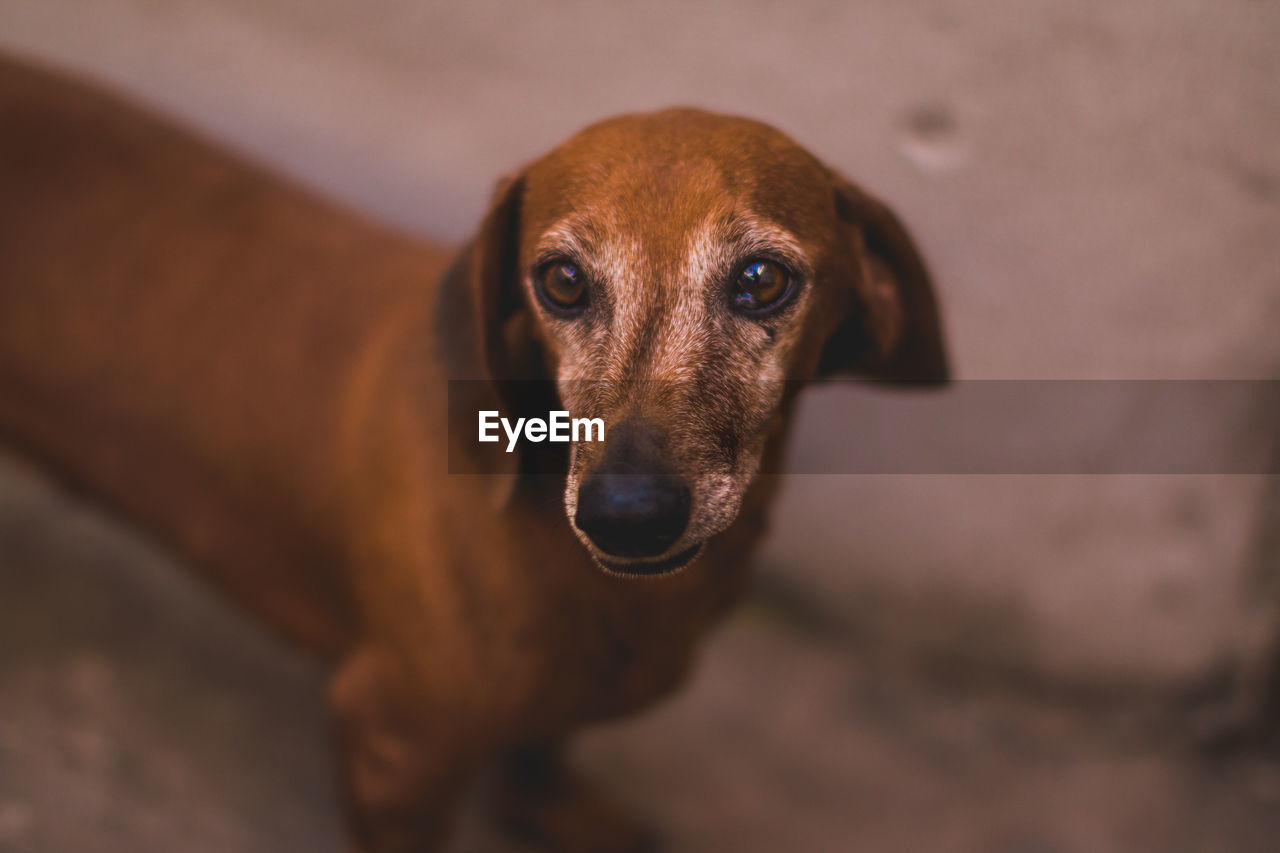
[1, 0, 1279, 850]
[3, 456, 1280, 852]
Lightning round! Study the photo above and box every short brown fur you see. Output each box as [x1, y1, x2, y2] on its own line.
[0, 55, 947, 852]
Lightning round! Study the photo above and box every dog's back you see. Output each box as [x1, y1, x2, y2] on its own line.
[0, 55, 449, 653]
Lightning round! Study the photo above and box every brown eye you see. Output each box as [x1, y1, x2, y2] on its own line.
[535, 261, 587, 313]
[732, 259, 793, 314]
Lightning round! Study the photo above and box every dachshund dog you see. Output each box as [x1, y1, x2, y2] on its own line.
[0, 55, 947, 852]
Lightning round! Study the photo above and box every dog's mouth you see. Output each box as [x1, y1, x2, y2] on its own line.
[594, 543, 704, 578]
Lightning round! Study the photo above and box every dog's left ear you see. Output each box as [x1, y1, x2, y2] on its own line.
[818, 175, 951, 383]
[469, 173, 534, 386]
[437, 173, 538, 508]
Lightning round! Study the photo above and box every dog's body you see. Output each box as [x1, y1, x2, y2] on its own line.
[0, 55, 946, 851]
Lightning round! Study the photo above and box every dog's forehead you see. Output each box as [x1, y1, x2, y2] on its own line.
[520, 109, 835, 242]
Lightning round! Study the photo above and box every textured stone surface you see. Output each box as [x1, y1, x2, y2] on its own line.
[2, 461, 1279, 852]
[0, 461, 340, 853]
[0, 1, 1279, 849]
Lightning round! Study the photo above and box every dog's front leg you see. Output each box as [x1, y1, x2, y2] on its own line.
[330, 648, 474, 853]
[490, 741, 661, 853]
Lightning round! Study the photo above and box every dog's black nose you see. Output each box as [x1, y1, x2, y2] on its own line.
[576, 471, 691, 559]
[574, 421, 691, 559]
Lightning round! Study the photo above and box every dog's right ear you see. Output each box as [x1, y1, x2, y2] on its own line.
[436, 174, 532, 508]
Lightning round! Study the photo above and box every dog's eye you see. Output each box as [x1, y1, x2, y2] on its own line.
[731, 260, 793, 314]
[535, 261, 587, 313]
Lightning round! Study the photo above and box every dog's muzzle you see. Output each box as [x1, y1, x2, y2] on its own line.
[573, 420, 692, 567]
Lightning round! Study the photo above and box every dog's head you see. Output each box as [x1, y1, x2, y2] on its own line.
[448, 109, 948, 576]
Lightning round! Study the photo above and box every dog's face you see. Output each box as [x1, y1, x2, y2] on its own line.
[462, 109, 947, 576]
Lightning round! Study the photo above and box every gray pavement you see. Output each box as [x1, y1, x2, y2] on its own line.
[3, 459, 1279, 852]
[1, 1, 1279, 850]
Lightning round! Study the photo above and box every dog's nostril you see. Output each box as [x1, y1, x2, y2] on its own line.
[575, 472, 691, 559]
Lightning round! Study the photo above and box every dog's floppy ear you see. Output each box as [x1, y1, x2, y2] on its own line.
[469, 173, 532, 385]
[818, 175, 951, 383]
[436, 173, 536, 507]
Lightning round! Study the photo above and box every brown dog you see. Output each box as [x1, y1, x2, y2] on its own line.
[0, 54, 947, 852]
